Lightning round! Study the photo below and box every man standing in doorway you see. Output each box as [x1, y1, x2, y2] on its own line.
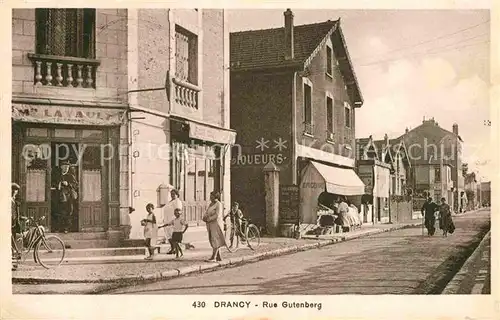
[421, 197, 438, 236]
[58, 160, 78, 233]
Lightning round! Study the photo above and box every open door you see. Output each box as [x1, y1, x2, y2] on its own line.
[21, 144, 51, 231]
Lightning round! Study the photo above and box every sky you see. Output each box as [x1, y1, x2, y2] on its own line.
[228, 9, 491, 181]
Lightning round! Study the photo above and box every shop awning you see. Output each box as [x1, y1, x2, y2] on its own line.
[308, 161, 365, 195]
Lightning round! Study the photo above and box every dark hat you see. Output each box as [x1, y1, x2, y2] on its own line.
[60, 160, 71, 166]
[12, 183, 20, 190]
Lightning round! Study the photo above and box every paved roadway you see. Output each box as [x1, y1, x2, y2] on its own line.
[103, 209, 490, 295]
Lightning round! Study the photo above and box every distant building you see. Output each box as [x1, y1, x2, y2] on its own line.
[392, 118, 464, 212]
[477, 181, 491, 206]
[464, 172, 477, 209]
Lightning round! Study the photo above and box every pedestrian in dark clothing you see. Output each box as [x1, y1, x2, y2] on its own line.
[439, 197, 454, 237]
[421, 197, 438, 236]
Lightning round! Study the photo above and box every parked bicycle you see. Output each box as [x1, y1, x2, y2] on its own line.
[11, 216, 66, 269]
[223, 216, 261, 252]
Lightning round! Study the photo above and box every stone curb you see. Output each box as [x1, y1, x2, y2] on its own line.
[441, 230, 491, 294]
[12, 221, 425, 285]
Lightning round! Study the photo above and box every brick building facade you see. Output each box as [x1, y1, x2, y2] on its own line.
[230, 10, 364, 228]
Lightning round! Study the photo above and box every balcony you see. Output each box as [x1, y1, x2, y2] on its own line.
[172, 77, 200, 109]
[28, 54, 100, 89]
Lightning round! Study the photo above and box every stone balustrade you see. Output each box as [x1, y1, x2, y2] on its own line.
[28, 53, 100, 88]
[172, 77, 201, 109]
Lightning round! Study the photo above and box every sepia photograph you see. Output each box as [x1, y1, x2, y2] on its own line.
[3, 2, 497, 319]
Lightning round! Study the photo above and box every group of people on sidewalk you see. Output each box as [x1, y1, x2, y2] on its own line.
[142, 189, 245, 262]
[421, 197, 456, 237]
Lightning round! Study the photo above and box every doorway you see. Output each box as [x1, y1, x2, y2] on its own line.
[50, 142, 79, 232]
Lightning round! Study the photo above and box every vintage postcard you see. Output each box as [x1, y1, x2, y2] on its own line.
[1, 1, 497, 319]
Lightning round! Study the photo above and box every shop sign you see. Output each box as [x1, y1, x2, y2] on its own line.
[12, 104, 125, 126]
[189, 122, 236, 145]
[279, 184, 300, 224]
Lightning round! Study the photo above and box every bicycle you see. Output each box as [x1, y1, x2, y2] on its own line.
[11, 215, 66, 270]
[223, 216, 261, 252]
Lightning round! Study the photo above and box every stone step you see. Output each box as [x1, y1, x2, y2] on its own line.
[48, 232, 108, 241]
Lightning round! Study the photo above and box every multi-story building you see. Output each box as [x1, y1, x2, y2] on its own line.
[464, 172, 477, 209]
[393, 117, 463, 211]
[230, 9, 365, 228]
[356, 134, 411, 223]
[11, 8, 234, 244]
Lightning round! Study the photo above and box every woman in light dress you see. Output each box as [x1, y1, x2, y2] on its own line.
[202, 191, 227, 262]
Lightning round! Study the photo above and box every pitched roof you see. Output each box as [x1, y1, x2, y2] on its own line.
[230, 20, 336, 70]
[230, 18, 363, 106]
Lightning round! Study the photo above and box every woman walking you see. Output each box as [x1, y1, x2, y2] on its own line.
[439, 197, 454, 237]
[202, 191, 226, 262]
[163, 189, 183, 254]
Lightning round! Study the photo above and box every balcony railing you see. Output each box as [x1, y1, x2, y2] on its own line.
[172, 77, 201, 109]
[28, 54, 100, 89]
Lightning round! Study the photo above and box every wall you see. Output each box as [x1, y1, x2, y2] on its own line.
[136, 9, 170, 113]
[202, 9, 224, 127]
[294, 35, 355, 158]
[12, 9, 128, 104]
[230, 72, 293, 227]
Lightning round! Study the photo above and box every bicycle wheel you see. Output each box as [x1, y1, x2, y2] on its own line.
[224, 225, 236, 253]
[35, 235, 66, 269]
[245, 224, 260, 251]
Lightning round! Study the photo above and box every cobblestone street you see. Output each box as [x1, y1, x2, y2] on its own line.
[98, 209, 490, 295]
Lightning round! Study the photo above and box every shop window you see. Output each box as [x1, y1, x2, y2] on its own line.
[54, 129, 76, 138]
[25, 145, 48, 202]
[81, 129, 103, 139]
[175, 25, 198, 85]
[185, 155, 196, 202]
[207, 159, 215, 195]
[81, 145, 101, 202]
[35, 8, 96, 59]
[195, 158, 206, 201]
[27, 128, 48, 137]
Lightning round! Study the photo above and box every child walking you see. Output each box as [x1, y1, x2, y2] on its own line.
[162, 208, 188, 259]
[141, 203, 158, 260]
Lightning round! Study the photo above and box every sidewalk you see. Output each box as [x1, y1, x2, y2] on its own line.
[442, 230, 491, 294]
[12, 219, 424, 284]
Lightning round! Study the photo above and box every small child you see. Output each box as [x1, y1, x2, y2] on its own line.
[223, 201, 246, 248]
[141, 203, 157, 260]
[162, 208, 188, 259]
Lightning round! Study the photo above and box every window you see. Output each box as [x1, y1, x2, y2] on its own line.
[175, 25, 198, 85]
[82, 146, 101, 202]
[344, 102, 351, 128]
[35, 9, 96, 58]
[303, 78, 313, 134]
[326, 95, 334, 140]
[326, 46, 333, 76]
[435, 167, 441, 183]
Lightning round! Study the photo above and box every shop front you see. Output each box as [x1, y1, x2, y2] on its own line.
[169, 117, 236, 225]
[356, 160, 391, 223]
[299, 160, 365, 224]
[11, 103, 125, 233]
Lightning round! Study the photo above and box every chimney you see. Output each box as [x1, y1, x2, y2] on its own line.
[405, 127, 409, 134]
[384, 133, 389, 144]
[284, 9, 294, 60]
[453, 123, 458, 135]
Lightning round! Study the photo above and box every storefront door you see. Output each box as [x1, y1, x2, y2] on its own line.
[17, 126, 111, 233]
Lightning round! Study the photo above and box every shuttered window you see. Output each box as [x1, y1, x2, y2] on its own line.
[35, 8, 96, 59]
[175, 25, 198, 85]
